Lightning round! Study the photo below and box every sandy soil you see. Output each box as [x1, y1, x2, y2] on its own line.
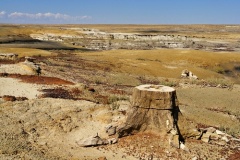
[0, 77, 41, 99]
[1, 24, 240, 159]
[0, 98, 135, 160]
[0, 63, 35, 75]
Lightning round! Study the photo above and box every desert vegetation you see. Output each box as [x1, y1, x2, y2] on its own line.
[0, 24, 240, 159]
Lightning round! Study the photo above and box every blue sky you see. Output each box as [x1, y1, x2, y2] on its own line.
[0, 0, 239, 24]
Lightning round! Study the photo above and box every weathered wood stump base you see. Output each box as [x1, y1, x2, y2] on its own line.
[117, 84, 180, 138]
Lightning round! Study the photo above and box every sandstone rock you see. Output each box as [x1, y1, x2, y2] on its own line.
[181, 69, 189, 78]
[209, 133, 220, 140]
[77, 135, 107, 147]
[180, 141, 190, 152]
[192, 156, 198, 160]
[0, 53, 18, 60]
[106, 125, 116, 136]
[215, 140, 226, 146]
[181, 69, 198, 80]
[169, 134, 180, 148]
[216, 130, 225, 135]
[231, 138, 240, 142]
[107, 138, 118, 144]
[170, 129, 178, 135]
[221, 136, 229, 143]
[196, 130, 203, 140]
[177, 115, 200, 139]
[206, 127, 217, 133]
[25, 57, 36, 63]
[201, 132, 211, 143]
[23, 57, 42, 75]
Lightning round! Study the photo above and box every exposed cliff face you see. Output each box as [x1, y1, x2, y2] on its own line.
[60, 30, 193, 50]
[30, 28, 240, 51]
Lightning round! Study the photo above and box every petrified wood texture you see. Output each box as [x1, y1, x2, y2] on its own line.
[118, 85, 179, 137]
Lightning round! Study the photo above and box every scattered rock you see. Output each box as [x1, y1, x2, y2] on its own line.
[192, 156, 198, 160]
[77, 135, 107, 147]
[181, 69, 198, 80]
[105, 125, 116, 136]
[206, 127, 217, 133]
[231, 138, 240, 142]
[221, 136, 230, 143]
[180, 141, 190, 152]
[0, 53, 18, 60]
[215, 140, 227, 146]
[170, 129, 178, 135]
[107, 138, 118, 144]
[23, 56, 42, 75]
[88, 87, 95, 92]
[216, 130, 225, 135]
[25, 57, 36, 63]
[201, 132, 211, 143]
[169, 134, 180, 148]
[209, 133, 220, 140]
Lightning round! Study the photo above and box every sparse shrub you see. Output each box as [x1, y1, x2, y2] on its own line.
[108, 95, 119, 104]
[205, 78, 234, 88]
[108, 95, 129, 104]
[64, 63, 72, 68]
[137, 76, 160, 85]
[136, 58, 146, 61]
[159, 79, 178, 87]
[189, 79, 198, 85]
[104, 66, 111, 72]
[111, 102, 120, 110]
[217, 69, 224, 74]
[94, 78, 102, 84]
[59, 68, 65, 72]
[213, 66, 225, 74]
[0, 72, 8, 77]
[235, 66, 240, 71]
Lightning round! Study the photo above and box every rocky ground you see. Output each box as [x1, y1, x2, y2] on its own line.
[0, 24, 240, 159]
[0, 58, 240, 160]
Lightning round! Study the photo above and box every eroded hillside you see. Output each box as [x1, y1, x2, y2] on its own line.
[0, 24, 240, 159]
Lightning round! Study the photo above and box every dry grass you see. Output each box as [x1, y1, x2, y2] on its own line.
[0, 47, 53, 57]
[0, 24, 80, 37]
[177, 86, 240, 136]
[77, 49, 240, 82]
[63, 24, 240, 41]
[1, 24, 240, 41]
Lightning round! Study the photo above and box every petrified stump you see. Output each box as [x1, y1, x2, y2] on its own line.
[117, 84, 180, 137]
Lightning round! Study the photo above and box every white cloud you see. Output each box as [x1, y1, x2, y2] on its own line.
[8, 12, 91, 20]
[0, 11, 6, 17]
[8, 12, 91, 21]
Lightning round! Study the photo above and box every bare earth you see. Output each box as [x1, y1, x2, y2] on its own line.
[0, 24, 240, 160]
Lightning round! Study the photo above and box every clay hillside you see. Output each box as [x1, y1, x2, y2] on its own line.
[0, 24, 240, 160]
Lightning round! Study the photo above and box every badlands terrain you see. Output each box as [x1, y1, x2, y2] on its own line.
[0, 24, 240, 159]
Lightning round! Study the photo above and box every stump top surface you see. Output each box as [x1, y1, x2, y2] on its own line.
[135, 84, 175, 92]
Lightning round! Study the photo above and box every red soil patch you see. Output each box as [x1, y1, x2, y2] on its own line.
[1, 95, 28, 101]
[40, 88, 74, 99]
[228, 149, 240, 160]
[1, 74, 74, 85]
